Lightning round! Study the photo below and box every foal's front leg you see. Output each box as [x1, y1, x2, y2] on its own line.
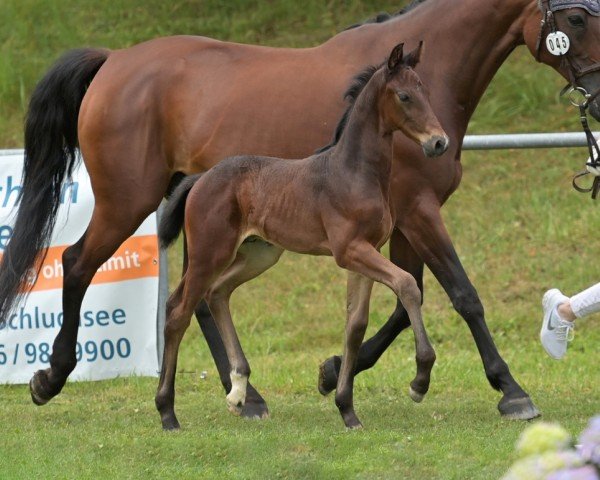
[335, 272, 374, 429]
[338, 242, 436, 405]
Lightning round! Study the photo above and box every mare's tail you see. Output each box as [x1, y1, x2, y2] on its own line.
[159, 174, 204, 249]
[0, 48, 109, 325]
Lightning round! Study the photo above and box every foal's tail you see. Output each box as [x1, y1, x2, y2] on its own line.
[0, 48, 109, 325]
[159, 174, 204, 249]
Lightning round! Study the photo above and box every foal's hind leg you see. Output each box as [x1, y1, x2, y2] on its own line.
[193, 302, 269, 418]
[155, 277, 195, 430]
[206, 240, 284, 417]
[155, 236, 245, 429]
[334, 272, 373, 429]
[183, 236, 268, 418]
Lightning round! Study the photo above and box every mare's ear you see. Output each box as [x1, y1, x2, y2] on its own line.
[402, 41, 423, 69]
[387, 43, 404, 74]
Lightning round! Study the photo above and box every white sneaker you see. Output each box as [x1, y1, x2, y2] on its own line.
[540, 289, 575, 360]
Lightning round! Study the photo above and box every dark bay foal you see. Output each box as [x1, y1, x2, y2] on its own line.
[156, 43, 449, 430]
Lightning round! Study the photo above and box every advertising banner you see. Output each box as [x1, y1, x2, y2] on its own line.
[0, 151, 161, 383]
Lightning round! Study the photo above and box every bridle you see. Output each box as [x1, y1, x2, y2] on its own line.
[535, 0, 600, 198]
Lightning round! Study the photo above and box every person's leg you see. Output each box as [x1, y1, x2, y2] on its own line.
[568, 282, 600, 319]
[539, 282, 600, 360]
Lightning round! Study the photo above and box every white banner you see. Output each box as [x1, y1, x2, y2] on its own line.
[0, 151, 161, 383]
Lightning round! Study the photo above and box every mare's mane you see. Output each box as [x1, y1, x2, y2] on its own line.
[344, 0, 428, 30]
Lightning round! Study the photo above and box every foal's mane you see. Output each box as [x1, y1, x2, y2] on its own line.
[316, 1, 428, 154]
[315, 64, 380, 154]
[344, 0, 428, 30]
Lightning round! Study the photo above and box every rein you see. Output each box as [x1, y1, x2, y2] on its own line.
[536, 0, 600, 198]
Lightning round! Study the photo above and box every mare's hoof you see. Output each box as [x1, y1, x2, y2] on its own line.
[342, 412, 364, 430]
[241, 400, 269, 420]
[498, 395, 541, 420]
[318, 356, 341, 396]
[161, 416, 181, 431]
[29, 370, 52, 406]
[347, 422, 364, 431]
[408, 386, 425, 403]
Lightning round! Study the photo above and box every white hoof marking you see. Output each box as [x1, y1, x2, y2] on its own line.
[226, 371, 247, 409]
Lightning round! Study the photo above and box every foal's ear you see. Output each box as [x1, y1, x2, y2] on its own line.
[387, 43, 405, 74]
[402, 41, 423, 69]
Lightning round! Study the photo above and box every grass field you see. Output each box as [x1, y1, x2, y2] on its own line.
[0, 1, 599, 479]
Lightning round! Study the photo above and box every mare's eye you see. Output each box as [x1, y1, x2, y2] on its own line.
[397, 92, 411, 103]
[568, 15, 585, 28]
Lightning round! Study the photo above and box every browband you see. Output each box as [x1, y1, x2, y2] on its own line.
[549, 0, 600, 16]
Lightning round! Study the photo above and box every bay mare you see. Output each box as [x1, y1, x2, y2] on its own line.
[156, 43, 448, 429]
[1, 0, 600, 421]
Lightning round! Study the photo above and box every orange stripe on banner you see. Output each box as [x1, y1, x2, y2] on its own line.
[0, 235, 159, 292]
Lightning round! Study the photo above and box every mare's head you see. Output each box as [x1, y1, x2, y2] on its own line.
[524, 0, 600, 120]
[380, 42, 449, 157]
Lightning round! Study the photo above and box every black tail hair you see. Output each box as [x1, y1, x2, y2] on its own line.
[159, 174, 204, 249]
[0, 48, 109, 325]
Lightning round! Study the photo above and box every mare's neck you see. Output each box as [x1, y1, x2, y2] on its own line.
[329, 0, 537, 129]
[331, 73, 393, 187]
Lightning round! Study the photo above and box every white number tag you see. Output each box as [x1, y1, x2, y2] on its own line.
[546, 31, 570, 56]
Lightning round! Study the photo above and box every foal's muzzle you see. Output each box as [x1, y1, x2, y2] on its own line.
[422, 134, 450, 158]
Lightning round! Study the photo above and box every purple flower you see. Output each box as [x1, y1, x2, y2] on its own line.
[579, 415, 600, 465]
[546, 465, 600, 480]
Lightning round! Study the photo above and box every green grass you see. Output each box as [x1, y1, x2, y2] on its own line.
[1, 1, 599, 479]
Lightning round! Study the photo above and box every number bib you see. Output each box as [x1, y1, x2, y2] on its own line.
[546, 31, 570, 56]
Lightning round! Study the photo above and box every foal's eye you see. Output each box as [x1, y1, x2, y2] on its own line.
[568, 15, 585, 28]
[397, 92, 411, 103]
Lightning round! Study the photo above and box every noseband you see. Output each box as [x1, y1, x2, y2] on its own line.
[536, 0, 600, 198]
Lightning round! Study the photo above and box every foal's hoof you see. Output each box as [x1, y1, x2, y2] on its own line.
[29, 370, 53, 406]
[408, 386, 426, 403]
[241, 400, 269, 420]
[318, 356, 341, 396]
[498, 395, 541, 420]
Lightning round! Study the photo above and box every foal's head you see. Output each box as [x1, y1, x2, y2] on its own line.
[380, 43, 449, 158]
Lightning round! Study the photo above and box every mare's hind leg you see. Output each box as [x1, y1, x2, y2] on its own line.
[29, 199, 162, 405]
[205, 239, 284, 417]
[335, 272, 373, 429]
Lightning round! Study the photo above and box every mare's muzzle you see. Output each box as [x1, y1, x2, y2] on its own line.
[588, 98, 600, 121]
[422, 134, 449, 157]
[576, 73, 600, 121]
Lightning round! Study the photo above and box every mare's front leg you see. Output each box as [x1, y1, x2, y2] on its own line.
[399, 205, 539, 419]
